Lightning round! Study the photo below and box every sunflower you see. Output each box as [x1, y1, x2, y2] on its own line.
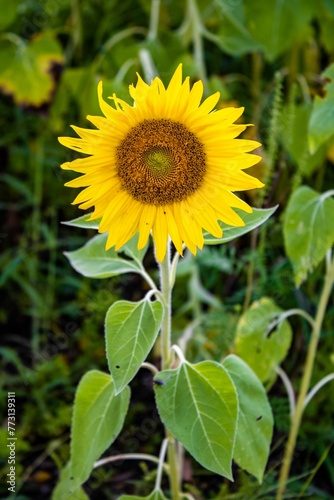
[59, 65, 263, 262]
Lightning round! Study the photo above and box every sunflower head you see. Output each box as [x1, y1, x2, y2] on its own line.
[59, 65, 263, 262]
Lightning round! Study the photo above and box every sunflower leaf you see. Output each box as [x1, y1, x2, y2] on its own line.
[63, 219, 149, 262]
[214, 0, 315, 61]
[203, 206, 277, 245]
[235, 298, 292, 382]
[62, 213, 100, 229]
[70, 370, 130, 491]
[0, 33, 63, 106]
[244, 0, 315, 62]
[223, 355, 273, 483]
[64, 234, 143, 278]
[283, 186, 334, 286]
[154, 361, 238, 479]
[105, 298, 163, 394]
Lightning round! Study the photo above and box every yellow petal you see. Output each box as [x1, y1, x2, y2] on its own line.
[152, 208, 168, 262]
[138, 204, 157, 249]
[165, 206, 183, 255]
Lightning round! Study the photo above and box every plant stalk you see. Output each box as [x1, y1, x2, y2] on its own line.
[276, 255, 334, 499]
[188, 0, 207, 89]
[148, 0, 161, 41]
[159, 244, 181, 500]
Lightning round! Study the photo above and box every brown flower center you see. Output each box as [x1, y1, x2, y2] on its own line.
[116, 119, 206, 205]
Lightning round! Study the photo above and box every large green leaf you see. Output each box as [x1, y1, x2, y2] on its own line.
[154, 361, 238, 479]
[244, 0, 315, 61]
[214, 1, 262, 56]
[64, 234, 142, 278]
[70, 370, 130, 490]
[119, 490, 169, 500]
[105, 298, 163, 394]
[0, 33, 63, 106]
[235, 298, 292, 382]
[308, 63, 334, 153]
[214, 0, 314, 60]
[283, 186, 334, 286]
[203, 207, 277, 245]
[223, 355, 273, 482]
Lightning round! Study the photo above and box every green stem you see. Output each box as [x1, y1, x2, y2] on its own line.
[160, 243, 172, 369]
[159, 243, 181, 500]
[69, 0, 83, 62]
[94, 453, 165, 469]
[188, 0, 208, 89]
[139, 48, 158, 81]
[155, 438, 169, 490]
[148, 0, 161, 41]
[276, 255, 334, 499]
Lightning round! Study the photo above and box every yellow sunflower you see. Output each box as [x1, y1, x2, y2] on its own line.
[59, 65, 263, 262]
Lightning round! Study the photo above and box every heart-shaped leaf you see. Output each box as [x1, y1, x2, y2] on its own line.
[105, 298, 163, 394]
[154, 360, 238, 479]
[70, 370, 130, 490]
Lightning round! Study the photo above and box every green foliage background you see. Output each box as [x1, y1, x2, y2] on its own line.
[1, 0, 334, 498]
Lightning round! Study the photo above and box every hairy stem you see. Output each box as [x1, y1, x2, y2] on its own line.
[159, 245, 181, 499]
[276, 255, 334, 499]
[160, 243, 172, 369]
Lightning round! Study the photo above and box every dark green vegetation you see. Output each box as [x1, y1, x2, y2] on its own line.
[1, 0, 334, 498]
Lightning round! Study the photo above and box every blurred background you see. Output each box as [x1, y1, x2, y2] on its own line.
[1, 0, 334, 498]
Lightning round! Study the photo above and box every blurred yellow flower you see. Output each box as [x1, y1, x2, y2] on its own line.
[59, 65, 263, 261]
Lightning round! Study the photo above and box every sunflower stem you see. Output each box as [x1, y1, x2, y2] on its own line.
[159, 243, 182, 500]
[148, 0, 161, 41]
[188, 0, 208, 90]
[160, 243, 172, 369]
[276, 254, 334, 499]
